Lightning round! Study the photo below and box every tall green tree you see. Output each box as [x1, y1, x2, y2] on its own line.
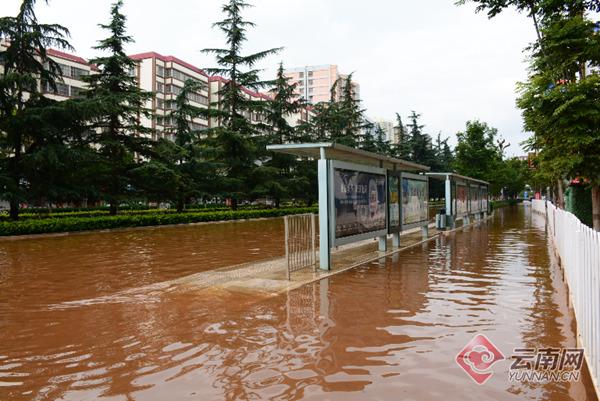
[202, 0, 281, 209]
[433, 132, 454, 172]
[83, 0, 153, 215]
[391, 112, 411, 160]
[255, 63, 303, 207]
[407, 111, 436, 166]
[132, 79, 215, 211]
[462, 0, 600, 230]
[454, 120, 504, 194]
[336, 74, 367, 147]
[0, 0, 72, 219]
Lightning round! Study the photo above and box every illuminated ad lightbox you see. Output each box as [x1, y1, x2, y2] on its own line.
[481, 185, 489, 211]
[455, 182, 468, 216]
[469, 184, 481, 213]
[388, 173, 401, 234]
[400, 172, 429, 230]
[331, 161, 387, 246]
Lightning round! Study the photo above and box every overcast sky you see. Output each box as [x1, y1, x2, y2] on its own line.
[1, 0, 537, 156]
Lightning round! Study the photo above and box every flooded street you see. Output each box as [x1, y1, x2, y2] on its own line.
[0, 207, 597, 400]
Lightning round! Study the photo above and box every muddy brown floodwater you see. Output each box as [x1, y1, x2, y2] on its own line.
[0, 207, 598, 400]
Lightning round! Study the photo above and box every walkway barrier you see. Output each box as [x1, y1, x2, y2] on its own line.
[533, 199, 600, 391]
[284, 213, 317, 280]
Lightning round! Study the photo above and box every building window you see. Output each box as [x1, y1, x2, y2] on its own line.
[308, 79, 314, 86]
[298, 80, 303, 86]
[168, 85, 182, 95]
[308, 71, 313, 77]
[71, 66, 89, 79]
[187, 91, 209, 105]
[46, 82, 70, 97]
[70, 86, 85, 98]
[299, 72, 304, 78]
[308, 87, 313, 94]
[157, 65, 164, 77]
[156, 98, 164, 109]
[156, 82, 164, 93]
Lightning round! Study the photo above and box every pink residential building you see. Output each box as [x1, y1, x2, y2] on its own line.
[129, 52, 211, 141]
[283, 64, 360, 104]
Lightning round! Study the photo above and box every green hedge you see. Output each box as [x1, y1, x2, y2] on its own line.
[0, 207, 318, 236]
[0, 204, 271, 221]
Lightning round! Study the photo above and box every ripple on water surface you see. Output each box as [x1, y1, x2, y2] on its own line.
[0, 207, 597, 400]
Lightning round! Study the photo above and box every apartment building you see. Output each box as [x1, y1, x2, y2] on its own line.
[0, 41, 95, 101]
[283, 64, 360, 104]
[129, 52, 211, 141]
[1, 41, 311, 141]
[208, 75, 272, 129]
[373, 118, 395, 143]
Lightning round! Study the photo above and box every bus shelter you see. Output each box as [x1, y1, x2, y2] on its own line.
[426, 172, 490, 229]
[267, 143, 430, 270]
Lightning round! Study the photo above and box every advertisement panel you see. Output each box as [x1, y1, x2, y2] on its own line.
[470, 185, 481, 212]
[401, 176, 428, 227]
[456, 184, 468, 216]
[334, 168, 387, 239]
[388, 175, 400, 233]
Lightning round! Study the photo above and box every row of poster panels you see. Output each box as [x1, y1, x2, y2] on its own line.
[330, 161, 429, 247]
[453, 182, 489, 217]
[388, 172, 428, 233]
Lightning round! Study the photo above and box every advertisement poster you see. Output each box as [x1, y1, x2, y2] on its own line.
[470, 185, 481, 212]
[334, 168, 386, 239]
[456, 184, 468, 215]
[388, 176, 400, 230]
[402, 178, 428, 225]
[481, 187, 488, 211]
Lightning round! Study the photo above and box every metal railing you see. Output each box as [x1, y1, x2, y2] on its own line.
[284, 213, 317, 280]
[533, 199, 600, 392]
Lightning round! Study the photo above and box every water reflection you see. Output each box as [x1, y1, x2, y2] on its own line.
[0, 207, 597, 400]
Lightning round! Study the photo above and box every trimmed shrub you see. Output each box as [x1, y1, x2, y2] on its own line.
[0, 207, 318, 236]
[0, 204, 273, 221]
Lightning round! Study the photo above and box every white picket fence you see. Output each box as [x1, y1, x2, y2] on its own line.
[532, 199, 600, 392]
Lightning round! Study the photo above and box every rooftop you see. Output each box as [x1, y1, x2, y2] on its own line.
[426, 172, 489, 185]
[128, 51, 209, 77]
[266, 142, 430, 172]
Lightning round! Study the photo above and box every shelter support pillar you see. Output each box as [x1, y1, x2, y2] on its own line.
[422, 225, 429, 240]
[444, 175, 453, 230]
[392, 233, 400, 248]
[318, 156, 331, 271]
[378, 235, 387, 252]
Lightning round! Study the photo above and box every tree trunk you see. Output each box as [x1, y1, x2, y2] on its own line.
[231, 198, 238, 211]
[592, 185, 600, 232]
[556, 179, 565, 209]
[176, 196, 184, 213]
[109, 202, 118, 216]
[275, 197, 280, 209]
[9, 199, 19, 221]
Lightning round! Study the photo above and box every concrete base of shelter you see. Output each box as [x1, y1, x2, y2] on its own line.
[175, 213, 493, 296]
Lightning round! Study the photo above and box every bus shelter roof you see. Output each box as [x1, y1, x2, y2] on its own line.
[266, 143, 430, 172]
[426, 172, 489, 186]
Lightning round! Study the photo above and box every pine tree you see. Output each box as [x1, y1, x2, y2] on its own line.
[329, 74, 366, 147]
[407, 111, 436, 166]
[202, 0, 281, 209]
[83, 0, 153, 215]
[255, 63, 303, 207]
[392, 113, 411, 160]
[132, 79, 215, 211]
[0, 0, 72, 219]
